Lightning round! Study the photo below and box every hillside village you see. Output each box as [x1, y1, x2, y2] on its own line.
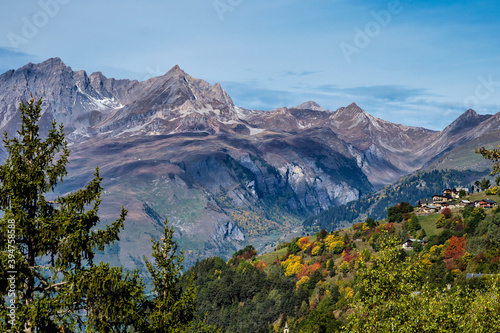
[417, 187, 497, 215]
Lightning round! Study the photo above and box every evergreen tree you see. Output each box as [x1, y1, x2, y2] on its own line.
[0, 98, 144, 332]
[481, 178, 491, 191]
[140, 219, 197, 333]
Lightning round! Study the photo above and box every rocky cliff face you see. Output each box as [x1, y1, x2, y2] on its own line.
[0, 58, 498, 269]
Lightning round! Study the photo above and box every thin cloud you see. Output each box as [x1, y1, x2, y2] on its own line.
[283, 70, 321, 77]
[343, 85, 437, 103]
[0, 48, 36, 73]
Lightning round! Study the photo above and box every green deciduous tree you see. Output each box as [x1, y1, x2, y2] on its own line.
[365, 218, 377, 228]
[345, 233, 500, 332]
[408, 215, 421, 232]
[387, 206, 402, 223]
[0, 98, 145, 332]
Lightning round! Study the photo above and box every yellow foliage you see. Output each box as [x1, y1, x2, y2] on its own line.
[343, 286, 354, 299]
[339, 261, 349, 274]
[362, 223, 370, 232]
[325, 234, 345, 253]
[311, 245, 322, 256]
[462, 252, 474, 265]
[472, 207, 486, 220]
[436, 215, 446, 228]
[423, 244, 445, 263]
[296, 276, 310, 289]
[281, 254, 303, 276]
[487, 186, 499, 195]
[420, 258, 432, 268]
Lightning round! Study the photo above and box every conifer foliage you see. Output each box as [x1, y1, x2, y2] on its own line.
[141, 220, 197, 333]
[0, 98, 144, 332]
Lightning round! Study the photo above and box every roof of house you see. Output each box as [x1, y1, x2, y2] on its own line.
[419, 199, 433, 205]
[466, 273, 497, 279]
[476, 199, 497, 204]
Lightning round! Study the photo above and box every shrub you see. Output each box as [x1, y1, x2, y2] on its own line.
[442, 208, 452, 219]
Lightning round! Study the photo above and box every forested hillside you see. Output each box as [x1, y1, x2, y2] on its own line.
[185, 190, 500, 332]
[304, 169, 487, 231]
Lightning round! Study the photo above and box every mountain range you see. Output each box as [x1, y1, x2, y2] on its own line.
[0, 58, 499, 269]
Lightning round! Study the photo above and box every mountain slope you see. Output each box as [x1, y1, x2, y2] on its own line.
[1, 58, 499, 269]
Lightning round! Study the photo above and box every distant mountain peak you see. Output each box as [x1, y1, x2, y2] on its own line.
[293, 101, 328, 111]
[346, 102, 364, 113]
[166, 64, 185, 77]
[463, 109, 479, 117]
[332, 103, 369, 121]
[442, 109, 491, 136]
[47, 56, 63, 63]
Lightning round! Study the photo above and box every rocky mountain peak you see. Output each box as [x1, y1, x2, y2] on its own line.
[293, 101, 328, 111]
[38, 57, 66, 68]
[331, 102, 369, 123]
[165, 64, 186, 78]
[89, 71, 107, 82]
[463, 109, 479, 117]
[442, 109, 491, 136]
[345, 102, 365, 114]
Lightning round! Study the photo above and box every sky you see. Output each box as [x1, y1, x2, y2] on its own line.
[0, 0, 499, 130]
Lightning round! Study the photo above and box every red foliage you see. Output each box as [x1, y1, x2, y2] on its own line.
[309, 262, 322, 274]
[238, 250, 257, 260]
[444, 258, 455, 271]
[445, 257, 465, 271]
[374, 227, 380, 233]
[299, 237, 311, 249]
[353, 223, 363, 230]
[343, 252, 358, 263]
[442, 208, 452, 219]
[255, 261, 267, 270]
[385, 223, 395, 233]
[318, 229, 328, 240]
[444, 235, 466, 260]
[297, 264, 309, 278]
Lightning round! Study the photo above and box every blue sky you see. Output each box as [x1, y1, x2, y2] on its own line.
[1, 0, 499, 130]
